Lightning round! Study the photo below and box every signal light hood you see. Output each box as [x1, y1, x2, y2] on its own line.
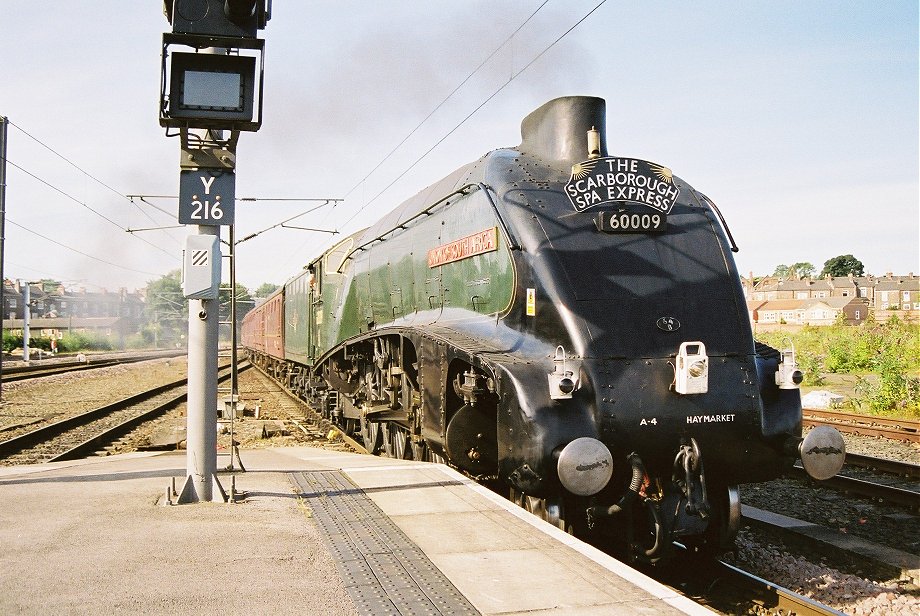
[519, 96, 608, 163]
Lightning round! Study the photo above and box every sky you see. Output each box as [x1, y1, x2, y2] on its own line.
[1, 1, 917, 294]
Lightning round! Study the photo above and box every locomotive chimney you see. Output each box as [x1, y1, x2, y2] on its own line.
[519, 96, 607, 163]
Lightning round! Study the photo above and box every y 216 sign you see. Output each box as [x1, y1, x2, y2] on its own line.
[178, 169, 235, 226]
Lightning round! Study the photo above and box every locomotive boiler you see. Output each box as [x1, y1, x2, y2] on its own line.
[242, 96, 845, 560]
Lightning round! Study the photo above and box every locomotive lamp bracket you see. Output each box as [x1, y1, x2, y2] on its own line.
[674, 341, 709, 395]
[775, 340, 804, 389]
[548, 346, 579, 400]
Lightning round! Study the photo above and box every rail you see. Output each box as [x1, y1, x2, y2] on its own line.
[716, 560, 846, 615]
[804, 408, 919, 444]
[0, 363, 247, 463]
[789, 462, 920, 511]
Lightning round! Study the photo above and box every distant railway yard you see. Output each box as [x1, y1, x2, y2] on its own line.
[0, 353, 914, 615]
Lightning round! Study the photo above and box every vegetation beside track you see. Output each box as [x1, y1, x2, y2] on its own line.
[757, 317, 920, 417]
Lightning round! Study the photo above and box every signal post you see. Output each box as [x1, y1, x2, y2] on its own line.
[159, 0, 270, 503]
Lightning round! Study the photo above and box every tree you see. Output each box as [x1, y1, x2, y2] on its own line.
[772, 262, 815, 280]
[254, 282, 280, 297]
[792, 262, 815, 279]
[38, 278, 62, 293]
[822, 254, 864, 277]
[772, 264, 791, 279]
[218, 282, 253, 342]
[143, 270, 187, 348]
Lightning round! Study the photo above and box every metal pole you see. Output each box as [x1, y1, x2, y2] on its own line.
[0, 116, 7, 398]
[181, 223, 222, 502]
[178, 96, 227, 501]
[22, 280, 29, 362]
[229, 223, 238, 469]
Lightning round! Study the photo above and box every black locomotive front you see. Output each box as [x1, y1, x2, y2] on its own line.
[453, 96, 847, 558]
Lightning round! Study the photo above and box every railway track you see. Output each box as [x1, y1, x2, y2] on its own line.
[0, 363, 246, 465]
[789, 456, 920, 511]
[804, 408, 920, 444]
[712, 559, 845, 615]
[251, 368, 367, 454]
[643, 544, 845, 615]
[1, 350, 187, 383]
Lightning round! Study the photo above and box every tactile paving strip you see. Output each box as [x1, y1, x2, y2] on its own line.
[291, 471, 480, 616]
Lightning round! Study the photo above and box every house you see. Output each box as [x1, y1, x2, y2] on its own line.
[755, 300, 803, 324]
[873, 273, 919, 314]
[744, 271, 918, 323]
[798, 297, 869, 326]
[750, 297, 869, 327]
[1, 280, 146, 341]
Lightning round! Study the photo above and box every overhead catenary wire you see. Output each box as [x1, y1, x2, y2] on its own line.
[128, 196, 179, 219]
[7, 219, 164, 277]
[279, 0, 587, 272]
[338, 0, 608, 231]
[125, 195, 342, 246]
[7, 120, 166, 229]
[4, 158, 177, 259]
[338, 0, 552, 203]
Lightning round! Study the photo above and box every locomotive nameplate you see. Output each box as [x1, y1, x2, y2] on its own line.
[566, 157, 680, 213]
[427, 227, 498, 268]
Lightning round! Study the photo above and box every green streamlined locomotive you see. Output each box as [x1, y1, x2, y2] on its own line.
[242, 96, 845, 560]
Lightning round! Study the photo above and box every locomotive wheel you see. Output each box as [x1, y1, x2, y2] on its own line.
[344, 418, 359, 437]
[511, 490, 568, 532]
[382, 424, 395, 458]
[382, 424, 412, 460]
[684, 484, 741, 558]
[360, 415, 382, 454]
[392, 427, 410, 460]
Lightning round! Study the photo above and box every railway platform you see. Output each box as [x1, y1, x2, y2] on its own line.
[0, 447, 712, 615]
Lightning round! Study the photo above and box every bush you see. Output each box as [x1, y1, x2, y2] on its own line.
[2, 334, 56, 353]
[3, 332, 23, 353]
[125, 333, 153, 350]
[757, 320, 920, 416]
[58, 332, 113, 352]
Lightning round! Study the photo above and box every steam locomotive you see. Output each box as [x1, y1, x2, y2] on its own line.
[241, 96, 845, 561]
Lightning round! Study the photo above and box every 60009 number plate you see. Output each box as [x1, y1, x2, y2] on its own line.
[596, 210, 667, 234]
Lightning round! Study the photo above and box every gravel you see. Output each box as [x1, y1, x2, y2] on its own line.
[740, 433, 919, 554]
[731, 430, 920, 615]
[730, 530, 918, 615]
[0, 357, 189, 441]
